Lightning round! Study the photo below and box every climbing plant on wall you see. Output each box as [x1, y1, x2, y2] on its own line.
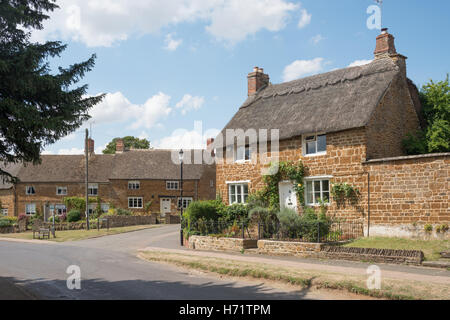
[63, 197, 100, 212]
[330, 183, 360, 208]
[259, 161, 306, 210]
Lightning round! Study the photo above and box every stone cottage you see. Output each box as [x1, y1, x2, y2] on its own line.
[0, 139, 216, 220]
[216, 29, 449, 238]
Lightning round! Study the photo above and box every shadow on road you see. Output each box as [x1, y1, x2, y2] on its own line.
[1, 275, 314, 300]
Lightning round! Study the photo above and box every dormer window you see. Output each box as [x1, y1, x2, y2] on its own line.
[235, 145, 251, 162]
[303, 134, 326, 156]
[26, 186, 35, 195]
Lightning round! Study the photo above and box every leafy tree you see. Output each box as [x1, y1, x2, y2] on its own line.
[0, 0, 104, 182]
[403, 75, 450, 154]
[102, 136, 151, 154]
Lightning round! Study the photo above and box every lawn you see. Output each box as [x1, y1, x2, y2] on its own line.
[139, 250, 450, 300]
[0, 225, 158, 242]
[343, 237, 450, 261]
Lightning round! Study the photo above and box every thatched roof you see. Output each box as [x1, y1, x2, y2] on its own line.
[2, 150, 209, 183]
[220, 58, 403, 144]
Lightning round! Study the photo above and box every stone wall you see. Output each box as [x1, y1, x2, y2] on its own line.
[257, 240, 323, 257]
[188, 235, 257, 252]
[364, 153, 449, 237]
[320, 246, 424, 265]
[105, 215, 156, 227]
[0, 188, 15, 217]
[166, 215, 180, 224]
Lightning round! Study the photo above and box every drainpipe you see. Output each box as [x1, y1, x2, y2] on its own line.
[367, 171, 370, 237]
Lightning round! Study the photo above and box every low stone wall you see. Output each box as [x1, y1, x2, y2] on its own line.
[257, 240, 324, 258]
[0, 226, 17, 234]
[320, 246, 424, 265]
[366, 224, 450, 240]
[166, 215, 180, 224]
[188, 235, 257, 252]
[106, 215, 156, 228]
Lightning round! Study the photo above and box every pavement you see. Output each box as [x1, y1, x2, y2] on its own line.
[1, 224, 448, 300]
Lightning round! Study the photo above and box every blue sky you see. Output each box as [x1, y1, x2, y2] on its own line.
[37, 0, 450, 154]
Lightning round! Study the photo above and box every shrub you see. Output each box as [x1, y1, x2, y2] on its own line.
[424, 224, 433, 233]
[0, 219, 12, 227]
[67, 209, 82, 222]
[48, 215, 60, 223]
[441, 224, 449, 233]
[116, 208, 132, 216]
[221, 203, 249, 223]
[277, 208, 302, 238]
[183, 200, 220, 225]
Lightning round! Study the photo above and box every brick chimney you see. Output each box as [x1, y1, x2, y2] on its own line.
[206, 138, 215, 157]
[247, 67, 269, 96]
[116, 138, 124, 154]
[374, 28, 407, 75]
[87, 138, 95, 155]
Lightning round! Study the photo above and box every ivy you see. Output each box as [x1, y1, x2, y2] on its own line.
[330, 183, 360, 208]
[260, 161, 306, 211]
[63, 196, 100, 212]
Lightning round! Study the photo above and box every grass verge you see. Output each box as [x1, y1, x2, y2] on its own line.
[343, 237, 449, 261]
[138, 250, 449, 300]
[0, 225, 158, 242]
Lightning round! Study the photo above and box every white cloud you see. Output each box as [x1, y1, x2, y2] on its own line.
[29, 0, 303, 46]
[282, 57, 325, 82]
[88, 92, 172, 130]
[298, 8, 311, 28]
[348, 59, 373, 67]
[41, 150, 54, 155]
[206, 0, 299, 43]
[310, 34, 323, 45]
[138, 131, 149, 140]
[155, 128, 220, 150]
[175, 95, 205, 115]
[164, 33, 183, 51]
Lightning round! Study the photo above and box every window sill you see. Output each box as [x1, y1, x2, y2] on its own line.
[234, 160, 251, 164]
[303, 152, 326, 157]
[305, 203, 331, 207]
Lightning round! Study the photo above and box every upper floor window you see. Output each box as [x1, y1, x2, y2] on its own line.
[166, 181, 180, 190]
[235, 145, 251, 162]
[88, 183, 98, 196]
[229, 183, 248, 204]
[26, 203, 36, 215]
[303, 134, 326, 156]
[128, 197, 143, 209]
[25, 186, 35, 195]
[305, 178, 330, 206]
[128, 181, 140, 190]
[56, 186, 67, 196]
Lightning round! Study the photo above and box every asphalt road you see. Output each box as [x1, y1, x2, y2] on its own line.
[0, 225, 311, 300]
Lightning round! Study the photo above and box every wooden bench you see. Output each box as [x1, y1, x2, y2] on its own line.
[32, 222, 51, 240]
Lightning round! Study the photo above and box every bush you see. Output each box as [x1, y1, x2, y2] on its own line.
[424, 224, 433, 233]
[183, 200, 220, 225]
[48, 215, 60, 223]
[67, 209, 82, 222]
[277, 208, 302, 238]
[0, 219, 12, 227]
[221, 203, 249, 223]
[116, 208, 132, 216]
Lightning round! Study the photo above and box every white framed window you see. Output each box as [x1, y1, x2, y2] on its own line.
[25, 186, 35, 195]
[25, 203, 36, 215]
[87, 203, 96, 215]
[305, 178, 330, 206]
[101, 203, 110, 213]
[166, 181, 180, 190]
[178, 197, 193, 209]
[228, 183, 249, 204]
[1, 208, 8, 216]
[128, 197, 143, 209]
[303, 134, 327, 156]
[88, 183, 98, 196]
[55, 204, 67, 215]
[128, 181, 140, 190]
[56, 186, 67, 196]
[235, 145, 251, 162]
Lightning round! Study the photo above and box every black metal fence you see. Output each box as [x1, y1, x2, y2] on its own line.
[183, 219, 363, 243]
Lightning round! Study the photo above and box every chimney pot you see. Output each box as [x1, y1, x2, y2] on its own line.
[87, 138, 94, 155]
[247, 66, 269, 96]
[116, 138, 125, 153]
